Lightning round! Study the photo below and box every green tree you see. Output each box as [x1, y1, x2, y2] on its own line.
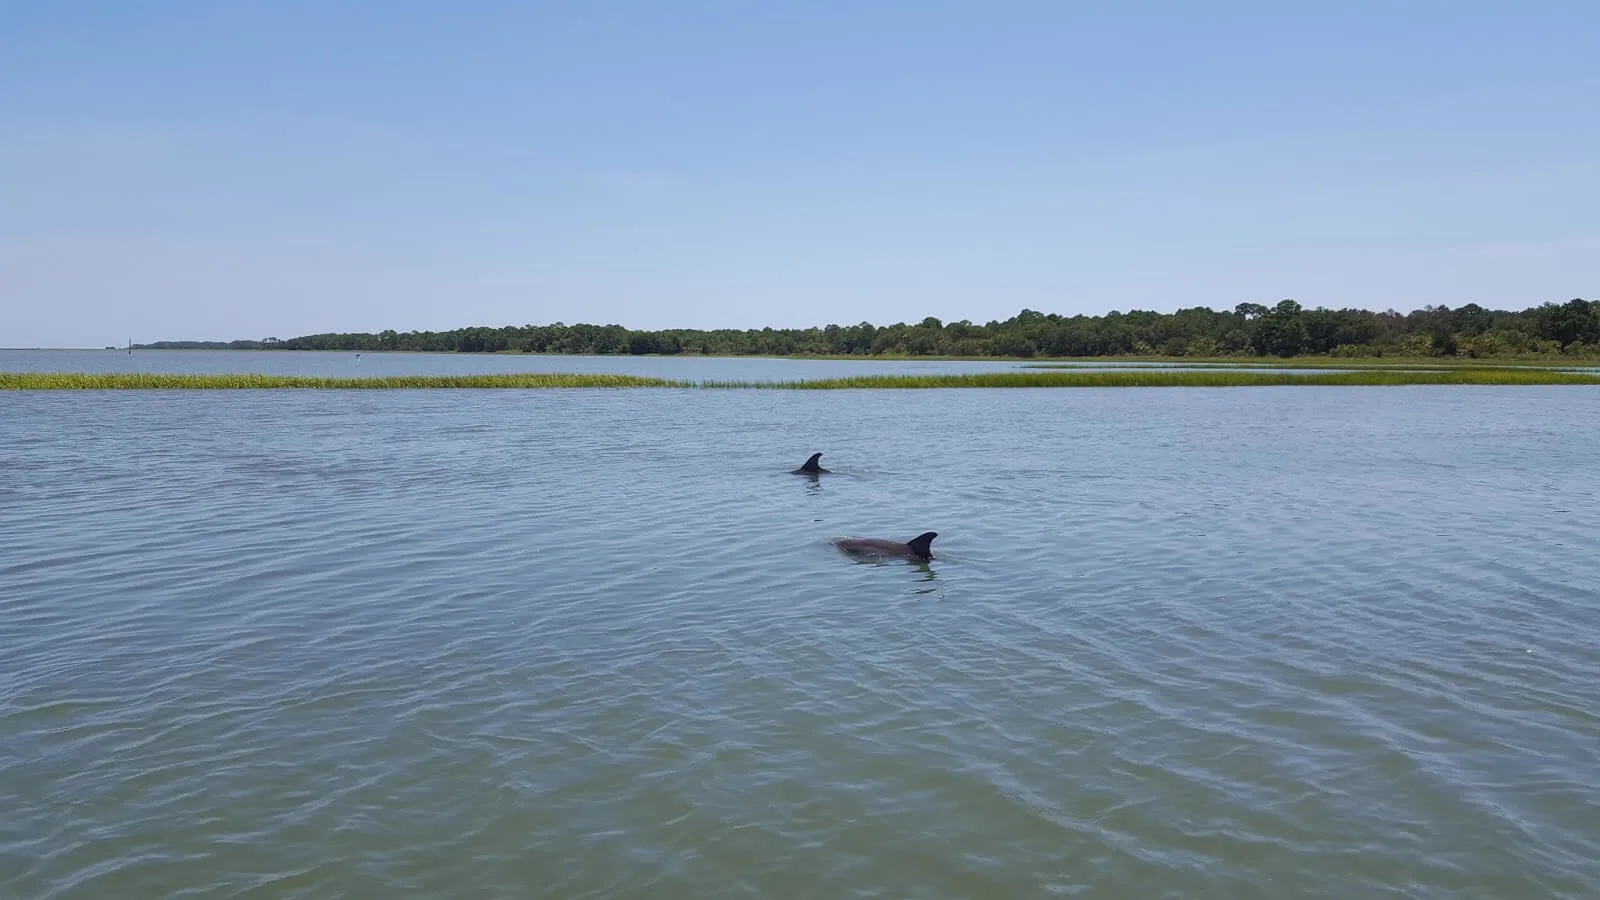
[1250, 300, 1306, 357]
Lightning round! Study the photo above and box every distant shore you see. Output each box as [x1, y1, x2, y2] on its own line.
[11, 347, 1600, 367]
[104, 297, 1600, 361]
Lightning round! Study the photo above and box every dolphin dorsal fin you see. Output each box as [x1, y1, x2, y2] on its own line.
[800, 452, 823, 472]
[906, 531, 937, 559]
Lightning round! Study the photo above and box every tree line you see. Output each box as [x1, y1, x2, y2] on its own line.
[137, 297, 1600, 359]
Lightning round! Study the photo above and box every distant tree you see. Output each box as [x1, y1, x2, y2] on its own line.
[1250, 300, 1306, 357]
[1538, 298, 1599, 348]
[162, 296, 1600, 361]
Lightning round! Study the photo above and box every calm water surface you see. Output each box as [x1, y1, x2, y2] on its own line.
[2, 385, 1598, 898]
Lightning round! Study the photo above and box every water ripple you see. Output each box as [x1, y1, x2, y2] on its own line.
[2, 386, 1599, 897]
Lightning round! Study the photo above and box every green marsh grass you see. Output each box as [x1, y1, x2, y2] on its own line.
[1, 372, 690, 390]
[1022, 359, 1595, 372]
[6, 369, 1599, 391]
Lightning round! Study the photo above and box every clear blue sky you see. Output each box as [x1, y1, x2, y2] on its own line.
[3, 1, 1596, 347]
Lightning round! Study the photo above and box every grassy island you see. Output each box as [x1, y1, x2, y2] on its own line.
[6, 368, 1600, 391]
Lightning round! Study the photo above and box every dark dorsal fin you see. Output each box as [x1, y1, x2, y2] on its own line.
[906, 531, 938, 560]
[798, 452, 824, 473]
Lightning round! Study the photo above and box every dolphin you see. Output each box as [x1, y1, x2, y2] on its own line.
[792, 452, 830, 475]
[834, 531, 938, 562]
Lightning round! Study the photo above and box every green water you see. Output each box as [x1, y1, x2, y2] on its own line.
[2, 379, 1597, 898]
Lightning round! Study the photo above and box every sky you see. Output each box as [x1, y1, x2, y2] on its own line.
[2, 1, 1597, 347]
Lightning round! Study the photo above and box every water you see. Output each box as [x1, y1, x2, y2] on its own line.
[3, 380, 1599, 898]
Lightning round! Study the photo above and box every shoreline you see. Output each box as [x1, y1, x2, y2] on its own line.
[9, 348, 1600, 367]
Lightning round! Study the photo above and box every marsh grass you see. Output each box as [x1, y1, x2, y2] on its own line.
[1022, 359, 1596, 372]
[6, 370, 1599, 391]
[0, 373, 690, 390]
